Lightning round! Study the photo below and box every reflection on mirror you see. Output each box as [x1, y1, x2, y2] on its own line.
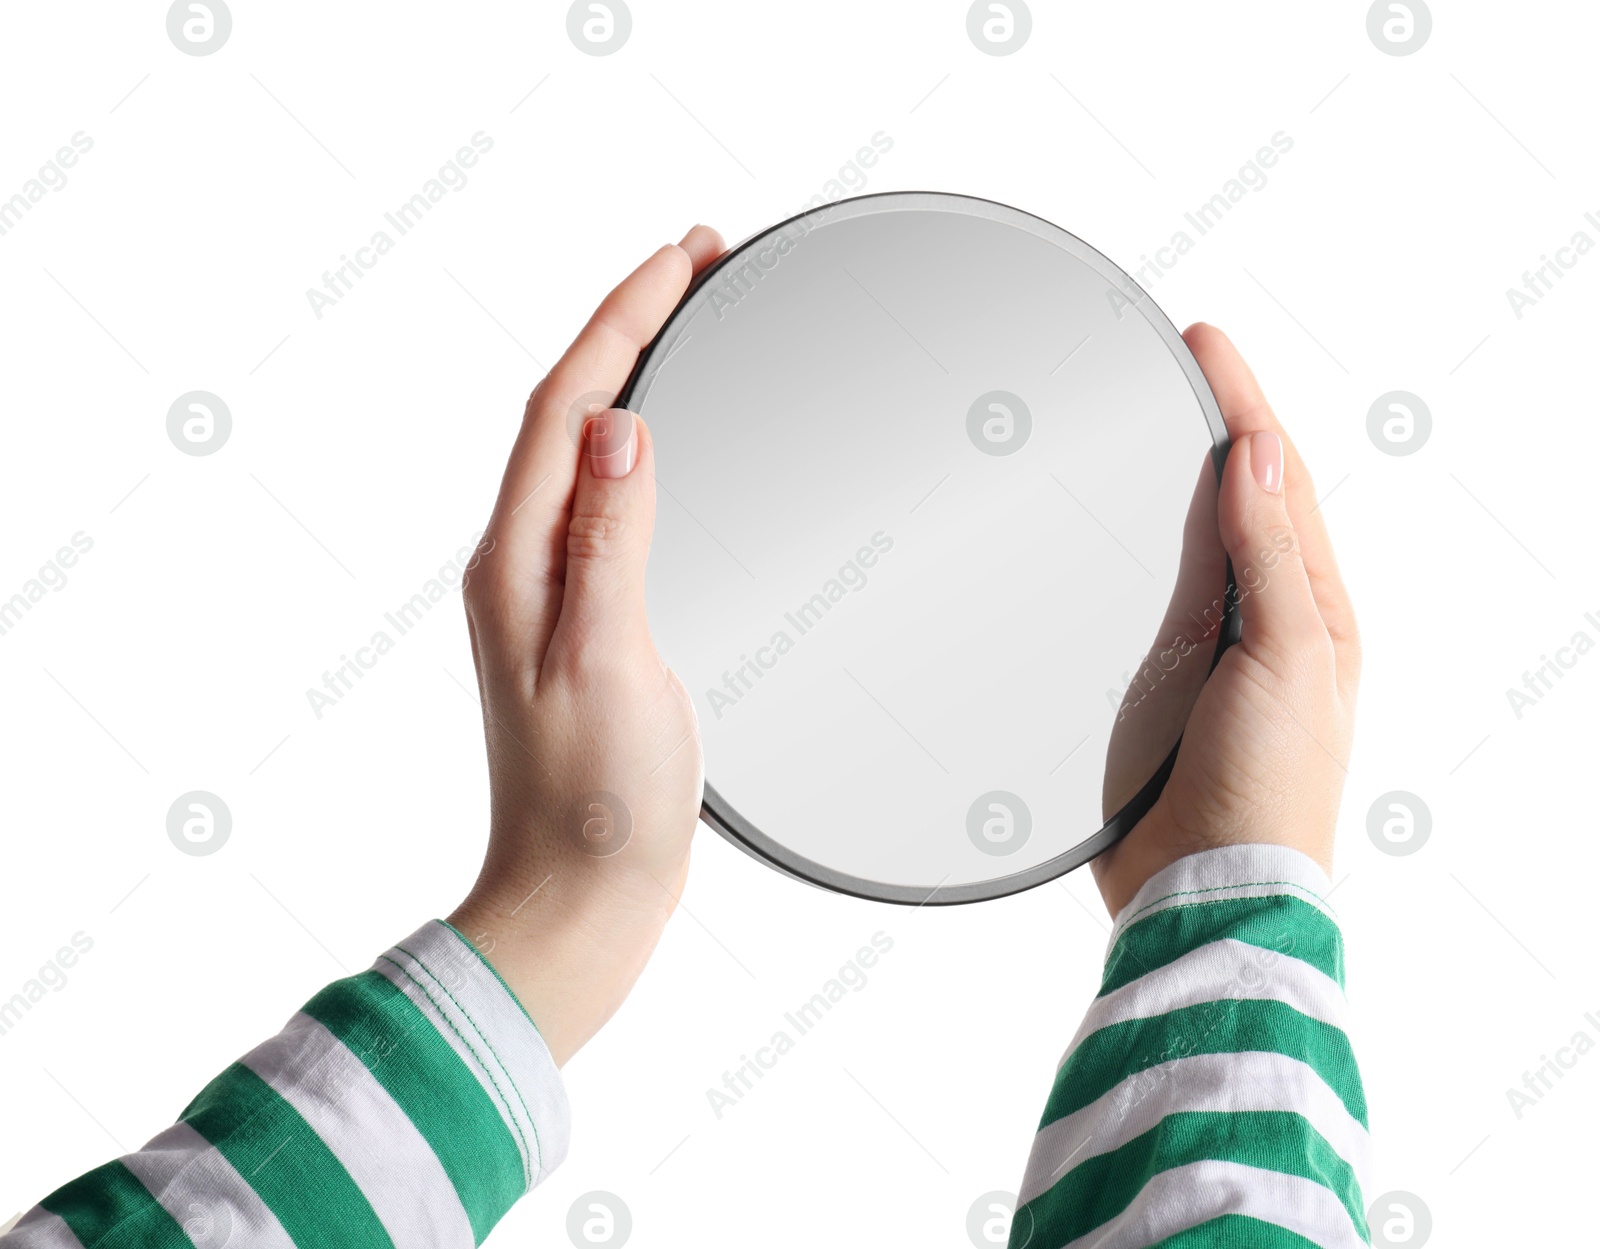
[619, 192, 1232, 903]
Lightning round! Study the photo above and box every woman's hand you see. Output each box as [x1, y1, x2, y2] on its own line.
[449, 226, 724, 1065]
[1092, 324, 1362, 916]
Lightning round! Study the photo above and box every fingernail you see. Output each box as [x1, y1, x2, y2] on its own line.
[676, 225, 703, 247]
[1251, 431, 1284, 494]
[586, 408, 637, 479]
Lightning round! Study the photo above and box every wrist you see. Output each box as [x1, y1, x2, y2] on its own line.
[1092, 803, 1203, 917]
[1092, 801, 1334, 918]
[448, 852, 685, 1067]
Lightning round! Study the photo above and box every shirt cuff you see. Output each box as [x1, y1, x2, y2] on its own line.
[1106, 843, 1342, 973]
[279, 917, 572, 1244]
[371, 920, 572, 1188]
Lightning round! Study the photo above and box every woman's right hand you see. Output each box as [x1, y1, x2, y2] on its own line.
[1092, 324, 1362, 916]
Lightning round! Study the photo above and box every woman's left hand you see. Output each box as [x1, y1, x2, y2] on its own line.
[449, 225, 724, 1066]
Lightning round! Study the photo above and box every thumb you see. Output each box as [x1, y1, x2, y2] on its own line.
[1217, 431, 1326, 665]
[554, 409, 656, 648]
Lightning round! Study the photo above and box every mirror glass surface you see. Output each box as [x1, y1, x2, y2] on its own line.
[624, 193, 1230, 903]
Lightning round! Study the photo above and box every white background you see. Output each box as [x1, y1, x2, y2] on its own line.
[2, 2, 1596, 1245]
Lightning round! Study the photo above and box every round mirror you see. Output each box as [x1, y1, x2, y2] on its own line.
[622, 192, 1234, 904]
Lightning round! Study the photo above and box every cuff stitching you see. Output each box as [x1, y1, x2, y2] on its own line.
[435, 919, 544, 1037]
[1115, 878, 1336, 939]
[376, 953, 534, 1189]
[393, 942, 545, 1183]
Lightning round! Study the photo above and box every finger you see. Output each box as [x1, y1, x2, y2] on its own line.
[1119, 456, 1226, 719]
[1156, 453, 1229, 647]
[490, 239, 689, 537]
[473, 229, 714, 656]
[540, 225, 725, 433]
[1102, 452, 1226, 816]
[677, 223, 725, 272]
[491, 227, 722, 542]
[1184, 323, 1359, 692]
[1217, 430, 1328, 668]
[546, 410, 657, 665]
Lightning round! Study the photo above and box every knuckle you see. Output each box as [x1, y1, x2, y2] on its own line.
[1218, 515, 1251, 562]
[1341, 619, 1365, 678]
[461, 559, 530, 633]
[461, 571, 508, 627]
[567, 512, 628, 563]
[1259, 604, 1322, 660]
[461, 553, 504, 606]
[459, 538, 497, 598]
[1250, 622, 1333, 692]
[1233, 529, 1300, 593]
[1221, 493, 1292, 560]
[460, 558, 491, 604]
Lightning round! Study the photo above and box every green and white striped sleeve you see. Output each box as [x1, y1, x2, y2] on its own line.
[1012, 845, 1369, 1249]
[1, 920, 569, 1249]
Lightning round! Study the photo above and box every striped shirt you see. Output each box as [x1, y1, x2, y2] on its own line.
[2, 921, 569, 1248]
[2, 846, 1367, 1247]
[1011, 844, 1369, 1247]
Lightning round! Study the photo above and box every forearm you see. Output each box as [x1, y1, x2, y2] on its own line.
[1015, 845, 1369, 1248]
[3, 921, 569, 1249]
